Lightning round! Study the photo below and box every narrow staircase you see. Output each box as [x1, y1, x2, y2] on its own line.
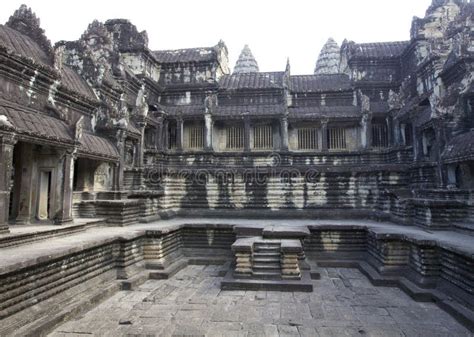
[252, 241, 281, 280]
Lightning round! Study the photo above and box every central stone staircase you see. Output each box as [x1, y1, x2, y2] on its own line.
[252, 241, 281, 279]
[221, 225, 314, 291]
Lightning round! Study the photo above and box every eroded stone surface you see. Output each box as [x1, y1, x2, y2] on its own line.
[48, 264, 471, 337]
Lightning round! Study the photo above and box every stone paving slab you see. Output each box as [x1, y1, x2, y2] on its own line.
[47, 263, 472, 337]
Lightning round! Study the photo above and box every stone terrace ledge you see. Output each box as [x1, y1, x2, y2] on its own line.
[0, 218, 473, 273]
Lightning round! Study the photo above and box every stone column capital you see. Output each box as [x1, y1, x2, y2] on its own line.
[0, 132, 17, 146]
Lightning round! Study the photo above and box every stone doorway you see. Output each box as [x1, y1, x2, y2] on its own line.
[37, 170, 52, 220]
[8, 142, 63, 224]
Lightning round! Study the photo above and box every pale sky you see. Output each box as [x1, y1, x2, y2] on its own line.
[1, 0, 432, 75]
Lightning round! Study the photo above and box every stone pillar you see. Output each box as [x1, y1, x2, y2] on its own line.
[321, 120, 328, 151]
[55, 151, 75, 224]
[114, 129, 127, 192]
[135, 119, 147, 190]
[136, 120, 146, 167]
[176, 117, 184, 152]
[0, 133, 16, 233]
[367, 117, 372, 148]
[435, 127, 444, 188]
[204, 113, 213, 151]
[393, 120, 401, 145]
[413, 125, 420, 161]
[163, 120, 169, 151]
[280, 116, 289, 151]
[361, 113, 372, 149]
[15, 143, 34, 224]
[244, 117, 251, 153]
[156, 117, 163, 151]
[386, 117, 394, 146]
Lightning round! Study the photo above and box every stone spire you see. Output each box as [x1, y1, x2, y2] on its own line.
[314, 38, 341, 75]
[233, 45, 259, 74]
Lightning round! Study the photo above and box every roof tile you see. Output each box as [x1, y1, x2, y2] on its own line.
[217, 104, 285, 116]
[78, 132, 119, 161]
[442, 130, 474, 163]
[154, 47, 217, 64]
[0, 99, 73, 144]
[350, 41, 409, 59]
[219, 72, 284, 90]
[290, 74, 351, 92]
[0, 24, 51, 66]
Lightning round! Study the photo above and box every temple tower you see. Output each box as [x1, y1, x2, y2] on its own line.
[233, 44, 259, 74]
[314, 38, 340, 75]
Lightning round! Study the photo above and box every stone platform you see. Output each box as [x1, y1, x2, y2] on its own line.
[0, 218, 473, 335]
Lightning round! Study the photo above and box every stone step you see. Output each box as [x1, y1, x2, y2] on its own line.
[254, 243, 280, 248]
[253, 254, 280, 260]
[253, 270, 281, 275]
[254, 246, 280, 252]
[253, 251, 280, 257]
[252, 257, 280, 263]
[252, 271, 281, 280]
[254, 242, 280, 247]
[253, 263, 280, 270]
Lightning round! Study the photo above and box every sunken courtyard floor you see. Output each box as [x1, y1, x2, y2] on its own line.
[48, 264, 472, 337]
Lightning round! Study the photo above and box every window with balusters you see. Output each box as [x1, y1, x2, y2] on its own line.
[327, 127, 347, 150]
[184, 122, 204, 150]
[372, 123, 388, 148]
[297, 128, 318, 150]
[253, 125, 273, 150]
[225, 125, 244, 150]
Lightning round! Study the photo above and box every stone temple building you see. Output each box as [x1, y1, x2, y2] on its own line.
[0, 1, 473, 335]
